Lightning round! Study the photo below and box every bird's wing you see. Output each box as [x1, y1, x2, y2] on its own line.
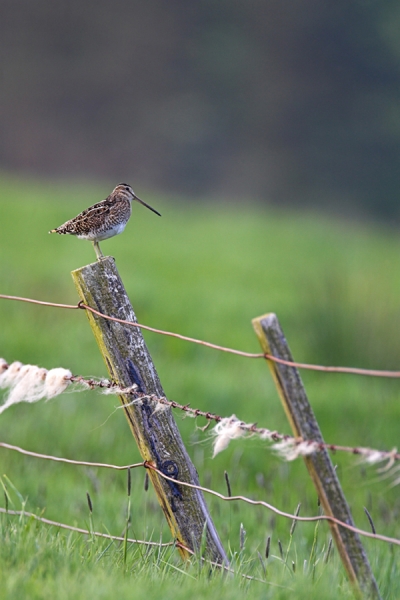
[68, 198, 113, 226]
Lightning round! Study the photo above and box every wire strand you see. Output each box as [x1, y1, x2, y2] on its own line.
[1, 443, 397, 548]
[2, 292, 400, 376]
[0, 442, 145, 470]
[0, 507, 174, 547]
[145, 462, 400, 547]
[0, 358, 398, 463]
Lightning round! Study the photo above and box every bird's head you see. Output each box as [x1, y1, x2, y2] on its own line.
[113, 183, 161, 216]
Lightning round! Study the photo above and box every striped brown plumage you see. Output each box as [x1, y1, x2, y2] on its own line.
[49, 183, 161, 260]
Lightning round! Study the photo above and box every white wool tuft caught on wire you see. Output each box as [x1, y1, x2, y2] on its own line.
[212, 416, 247, 457]
[0, 359, 72, 414]
[211, 416, 322, 460]
[211, 415, 281, 457]
[101, 384, 137, 396]
[1, 357, 398, 473]
[272, 439, 319, 461]
[360, 448, 395, 465]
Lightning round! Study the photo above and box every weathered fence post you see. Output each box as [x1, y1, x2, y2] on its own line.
[72, 257, 228, 565]
[252, 313, 381, 600]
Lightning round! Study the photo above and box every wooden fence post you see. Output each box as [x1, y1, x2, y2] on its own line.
[252, 313, 381, 600]
[72, 257, 228, 565]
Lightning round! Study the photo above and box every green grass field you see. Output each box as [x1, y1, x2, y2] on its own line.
[0, 174, 399, 599]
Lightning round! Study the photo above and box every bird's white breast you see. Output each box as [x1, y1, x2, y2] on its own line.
[96, 222, 127, 241]
[78, 222, 127, 241]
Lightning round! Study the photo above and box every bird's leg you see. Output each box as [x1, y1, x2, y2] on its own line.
[93, 240, 104, 260]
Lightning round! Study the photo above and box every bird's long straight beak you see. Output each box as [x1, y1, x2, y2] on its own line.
[134, 195, 161, 216]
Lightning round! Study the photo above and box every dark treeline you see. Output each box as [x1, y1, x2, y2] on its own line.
[1, 1, 400, 217]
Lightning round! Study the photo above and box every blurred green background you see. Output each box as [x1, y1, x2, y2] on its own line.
[1, 2, 400, 597]
[0, 175, 399, 597]
[1, 1, 400, 217]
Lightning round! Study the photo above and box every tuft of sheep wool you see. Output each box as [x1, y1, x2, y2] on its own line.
[212, 415, 246, 457]
[0, 359, 72, 414]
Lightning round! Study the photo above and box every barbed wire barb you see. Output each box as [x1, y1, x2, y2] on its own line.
[1, 358, 399, 464]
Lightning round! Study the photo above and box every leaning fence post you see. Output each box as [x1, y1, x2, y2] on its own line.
[252, 313, 381, 600]
[72, 256, 228, 565]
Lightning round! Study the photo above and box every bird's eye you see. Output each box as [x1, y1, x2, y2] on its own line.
[125, 186, 130, 191]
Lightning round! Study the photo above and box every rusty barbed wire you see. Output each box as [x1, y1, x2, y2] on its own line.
[2, 292, 399, 574]
[70, 375, 400, 464]
[2, 293, 400, 377]
[0, 357, 398, 464]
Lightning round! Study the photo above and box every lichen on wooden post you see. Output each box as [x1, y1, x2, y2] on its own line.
[72, 256, 228, 565]
[253, 313, 381, 600]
